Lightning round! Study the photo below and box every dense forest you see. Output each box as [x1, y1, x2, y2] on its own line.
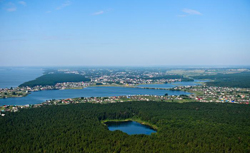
[1, 101, 250, 152]
[193, 72, 250, 88]
[19, 73, 91, 87]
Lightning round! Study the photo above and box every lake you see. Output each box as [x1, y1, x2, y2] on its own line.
[105, 121, 156, 135]
[0, 86, 189, 106]
[0, 67, 43, 88]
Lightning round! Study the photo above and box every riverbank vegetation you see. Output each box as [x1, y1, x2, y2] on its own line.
[19, 73, 90, 87]
[1, 101, 250, 152]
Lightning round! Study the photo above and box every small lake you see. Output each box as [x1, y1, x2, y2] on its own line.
[105, 121, 156, 135]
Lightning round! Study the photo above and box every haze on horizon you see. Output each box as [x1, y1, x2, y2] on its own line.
[0, 0, 250, 66]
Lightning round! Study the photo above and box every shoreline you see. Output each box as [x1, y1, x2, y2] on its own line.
[0, 81, 188, 99]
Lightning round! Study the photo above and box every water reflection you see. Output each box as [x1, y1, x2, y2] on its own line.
[105, 121, 156, 135]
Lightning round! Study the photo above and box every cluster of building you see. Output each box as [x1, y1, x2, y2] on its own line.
[91, 75, 182, 86]
[54, 82, 90, 89]
[0, 87, 29, 99]
[0, 82, 90, 99]
[39, 95, 189, 105]
[58, 68, 186, 85]
[172, 86, 250, 104]
[0, 105, 24, 116]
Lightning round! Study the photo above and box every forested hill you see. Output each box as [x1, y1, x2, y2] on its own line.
[1, 102, 250, 152]
[193, 72, 250, 88]
[19, 73, 90, 87]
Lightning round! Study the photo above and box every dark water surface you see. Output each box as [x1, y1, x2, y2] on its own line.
[105, 121, 156, 135]
[0, 67, 43, 88]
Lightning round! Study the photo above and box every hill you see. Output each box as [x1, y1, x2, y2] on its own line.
[19, 73, 90, 87]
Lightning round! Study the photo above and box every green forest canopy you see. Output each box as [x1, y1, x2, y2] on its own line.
[193, 72, 250, 88]
[1, 101, 250, 152]
[19, 73, 91, 87]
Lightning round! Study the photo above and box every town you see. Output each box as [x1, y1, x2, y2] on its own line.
[0, 82, 90, 99]
[170, 85, 250, 104]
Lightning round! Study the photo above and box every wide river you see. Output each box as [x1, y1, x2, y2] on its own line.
[0, 86, 189, 106]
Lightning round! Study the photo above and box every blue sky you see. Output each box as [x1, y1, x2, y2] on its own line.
[0, 0, 250, 66]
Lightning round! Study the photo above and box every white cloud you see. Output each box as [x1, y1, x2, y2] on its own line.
[19, 1, 26, 6]
[92, 11, 104, 16]
[56, 0, 71, 10]
[46, 11, 51, 14]
[6, 7, 16, 12]
[182, 9, 202, 15]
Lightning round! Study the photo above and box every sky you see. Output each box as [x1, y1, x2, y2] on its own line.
[0, 0, 250, 66]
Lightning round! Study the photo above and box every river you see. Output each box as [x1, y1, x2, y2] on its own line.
[0, 86, 189, 106]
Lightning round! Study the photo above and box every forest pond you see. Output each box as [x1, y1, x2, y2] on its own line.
[105, 121, 156, 135]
